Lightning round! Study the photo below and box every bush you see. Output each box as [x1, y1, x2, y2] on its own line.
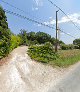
[61, 44, 74, 50]
[27, 40, 38, 46]
[28, 42, 59, 63]
[68, 44, 74, 50]
[0, 27, 11, 58]
[74, 44, 80, 49]
[10, 35, 22, 51]
[61, 44, 69, 50]
[0, 6, 11, 58]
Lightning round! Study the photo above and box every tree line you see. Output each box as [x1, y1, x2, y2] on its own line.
[18, 29, 64, 45]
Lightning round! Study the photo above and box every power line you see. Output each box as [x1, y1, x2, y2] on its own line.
[4, 9, 55, 29]
[0, 0, 51, 23]
[1, 0, 78, 39]
[4, 9, 76, 39]
[59, 28, 76, 38]
[48, 0, 80, 31]
[0, 0, 32, 17]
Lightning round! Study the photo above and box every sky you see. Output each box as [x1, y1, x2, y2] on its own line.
[0, 0, 80, 44]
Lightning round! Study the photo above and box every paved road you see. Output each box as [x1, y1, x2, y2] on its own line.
[48, 62, 80, 92]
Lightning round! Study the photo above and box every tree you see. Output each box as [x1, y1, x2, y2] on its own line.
[73, 38, 80, 45]
[59, 40, 65, 45]
[18, 29, 28, 45]
[0, 6, 11, 58]
[27, 32, 36, 41]
[50, 37, 56, 45]
[36, 31, 51, 44]
[0, 6, 8, 29]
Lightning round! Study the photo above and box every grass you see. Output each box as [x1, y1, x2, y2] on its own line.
[49, 49, 80, 67]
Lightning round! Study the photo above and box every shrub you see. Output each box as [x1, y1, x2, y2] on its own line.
[27, 40, 38, 46]
[61, 44, 74, 50]
[28, 42, 59, 63]
[74, 44, 80, 49]
[61, 44, 69, 50]
[0, 27, 11, 58]
[0, 6, 11, 58]
[68, 44, 74, 50]
[10, 35, 22, 51]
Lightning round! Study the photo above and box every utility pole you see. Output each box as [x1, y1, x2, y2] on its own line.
[55, 10, 59, 52]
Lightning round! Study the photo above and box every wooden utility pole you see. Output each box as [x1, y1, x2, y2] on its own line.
[55, 10, 59, 52]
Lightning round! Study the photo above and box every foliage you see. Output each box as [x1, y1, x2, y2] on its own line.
[0, 27, 11, 58]
[0, 6, 22, 58]
[0, 6, 8, 28]
[61, 44, 69, 50]
[59, 40, 65, 45]
[68, 44, 74, 49]
[18, 29, 28, 45]
[18, 30, 57, 45]
[10, 34, 22, 51]
[28, 43, 80, 67]
[35, 31, 52, 44]
[61, 44, 74, 50]
[73, 38, 80, 45]
[27, 40, 38, 46]
[50, 37, 56, 45]
[0, 6, 11, 58]
[28, 42, 59, 63]
[27, 32, 36, 41]
[73, 38, 80, 49]
[74, 44, 80, 49]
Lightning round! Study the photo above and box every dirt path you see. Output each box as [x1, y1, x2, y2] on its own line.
[0, 46, 78, 92]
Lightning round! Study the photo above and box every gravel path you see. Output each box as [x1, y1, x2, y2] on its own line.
[0, 46, 74, 92]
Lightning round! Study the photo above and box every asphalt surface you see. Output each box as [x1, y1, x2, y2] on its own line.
[48, 62, 80, 92]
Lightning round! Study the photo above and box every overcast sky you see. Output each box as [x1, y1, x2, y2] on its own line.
[0, 0, 80, 44]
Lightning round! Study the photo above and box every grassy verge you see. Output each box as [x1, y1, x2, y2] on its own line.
[49, 49, 80, 67]
[28, 44, 80, 67]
